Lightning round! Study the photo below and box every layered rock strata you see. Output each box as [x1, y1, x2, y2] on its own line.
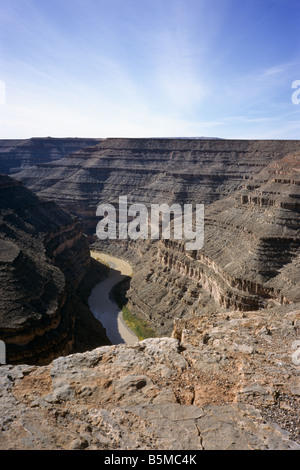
[11, 138, 300, 339]
[12, 139, 300, 334]
[0, 175, 109, 365]
[110, 151, 300, 334]
[0, 137, 102, 175]
[1, 138, 300, 450]
[13, 138, 300, 233]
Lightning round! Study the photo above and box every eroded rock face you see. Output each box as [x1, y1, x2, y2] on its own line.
[13, 138, 300, 233]
[13, 138, 300, 334]
[0, 175, 108, 365]
[0, 137, 102, 175]
[0, 328, 299, 450]
[115, 151, 300, 334]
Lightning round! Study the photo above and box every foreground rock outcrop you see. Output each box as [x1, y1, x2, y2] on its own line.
[0, 319, 299, 450]
[0, 175, 109, 364]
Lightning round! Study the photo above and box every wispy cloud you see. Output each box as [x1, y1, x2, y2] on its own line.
[256, 61, 299, 81]
[152, 32, 209, 111]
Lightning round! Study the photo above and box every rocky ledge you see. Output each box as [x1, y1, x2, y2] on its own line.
[0, 300, 299, 450]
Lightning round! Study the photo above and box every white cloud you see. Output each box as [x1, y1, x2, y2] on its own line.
[256, 61, 299, 82]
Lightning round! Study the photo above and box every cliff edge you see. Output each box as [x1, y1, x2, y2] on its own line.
[0, 175, 109, 364]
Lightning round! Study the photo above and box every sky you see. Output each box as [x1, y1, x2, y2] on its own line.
[0, 0, 299, 139]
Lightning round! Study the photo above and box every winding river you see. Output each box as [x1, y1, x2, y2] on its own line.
[88, 251, 139, 344]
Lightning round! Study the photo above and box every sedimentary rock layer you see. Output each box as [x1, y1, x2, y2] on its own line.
[0, 137, 102, 175]
[0, 174, 108, 364]
[13, 138, 300, 232]
[125, 152, 300, 334]
[12, 138, 300, 332]
[0, 138, 299, 450]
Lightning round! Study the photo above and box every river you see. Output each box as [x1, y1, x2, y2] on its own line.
[88, 251, 139, 344]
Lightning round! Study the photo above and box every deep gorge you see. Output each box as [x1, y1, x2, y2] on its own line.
[3, 137, 299, 342]
[1, 137, 300, 449]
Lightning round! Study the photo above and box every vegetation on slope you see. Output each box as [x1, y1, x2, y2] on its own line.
[110, 278, 156, 340]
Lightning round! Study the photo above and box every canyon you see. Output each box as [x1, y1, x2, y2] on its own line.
[12, 138, 300, 333]
[0, 137, 299, 449]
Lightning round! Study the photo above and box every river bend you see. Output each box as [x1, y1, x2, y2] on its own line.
[88, 251, 138, 344]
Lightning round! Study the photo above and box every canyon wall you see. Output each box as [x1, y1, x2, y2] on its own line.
[0, 175, 109, 365]
[13, 138, 300, 232]
[126, 152, 300, 334]
[11, 138, 300, 333]
[0, 137, 102, 175]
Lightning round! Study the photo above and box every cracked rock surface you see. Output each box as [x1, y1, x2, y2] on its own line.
[0, 335, 299, 450]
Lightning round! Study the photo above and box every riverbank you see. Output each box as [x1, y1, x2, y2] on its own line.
[71, 256, 111, 353]
[88, 252, 139, 344]
[110, 277, 157, 340]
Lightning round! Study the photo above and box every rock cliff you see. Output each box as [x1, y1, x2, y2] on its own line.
[0, 137, 102, 175]
[0, 175, 109, 365]
[12, 137, 300, 335]
[13, 138, 300, 233]
[124, 150, 300, 334]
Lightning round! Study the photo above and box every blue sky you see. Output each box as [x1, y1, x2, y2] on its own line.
[0, 0, 299, 139]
